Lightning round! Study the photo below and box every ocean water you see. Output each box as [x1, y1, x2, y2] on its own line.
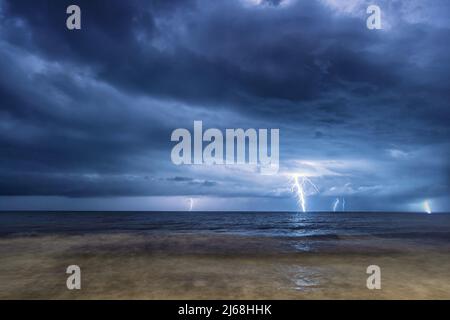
[1, 211, 449, 240]
[1, 211, 449, 299]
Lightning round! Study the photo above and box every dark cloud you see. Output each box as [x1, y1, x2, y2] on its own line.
[0, 0, 449, 210]
[168, 177, 194, 182]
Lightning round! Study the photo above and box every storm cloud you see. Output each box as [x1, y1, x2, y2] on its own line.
[0, 0, 449, 211]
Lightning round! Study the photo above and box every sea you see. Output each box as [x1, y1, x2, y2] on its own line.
[1, 211, 449, 244]
[1, 211, 449, 299]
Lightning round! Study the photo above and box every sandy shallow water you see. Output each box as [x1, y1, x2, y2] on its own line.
[1, 233, 449, 299]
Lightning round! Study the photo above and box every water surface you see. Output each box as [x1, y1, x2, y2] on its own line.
[0, 211, 449, 299]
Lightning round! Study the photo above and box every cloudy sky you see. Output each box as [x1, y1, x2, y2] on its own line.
[0, 0, 448, 211]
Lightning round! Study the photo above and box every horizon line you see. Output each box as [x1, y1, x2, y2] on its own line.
[0, 210, 447, 214]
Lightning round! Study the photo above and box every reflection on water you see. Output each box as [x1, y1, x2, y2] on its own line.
[285, 266, 321, 292]
[289, 241, 313, 252]
[286, 212, 310, 237]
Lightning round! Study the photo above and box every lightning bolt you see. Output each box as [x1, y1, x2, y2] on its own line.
[291, 174, 319, 213]
[342, 198, 345, 211]
[292, 175, 306, 213]
[332, 198, 340, 212]
[423, 200, 431, 214]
